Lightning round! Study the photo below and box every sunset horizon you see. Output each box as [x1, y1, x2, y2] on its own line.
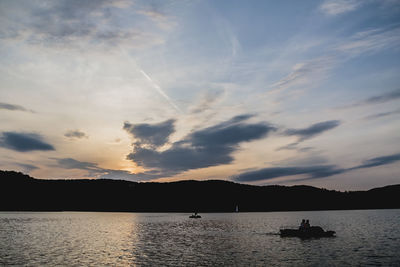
[1, 0, 399, 191]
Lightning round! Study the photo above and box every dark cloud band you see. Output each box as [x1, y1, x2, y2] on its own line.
[0, 132, 54, 152]
[363, 89, 400, 105]
[284, 120, 341, 141]
[57, 158, 98, 170]
[341, 89, 400, 109]
[233, 165, 345, 182]
[352, 153, 400, 169]
[232, 152, 400, 182]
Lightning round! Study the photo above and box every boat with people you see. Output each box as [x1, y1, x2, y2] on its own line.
[280, 219, 335, 238]
[189, 212, 201, 219]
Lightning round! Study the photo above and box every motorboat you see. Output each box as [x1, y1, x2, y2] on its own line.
[189, 213, 201, 218]
[280, 226, 335, 238]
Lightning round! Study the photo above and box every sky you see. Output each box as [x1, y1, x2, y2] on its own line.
[0, 0, 399, 190]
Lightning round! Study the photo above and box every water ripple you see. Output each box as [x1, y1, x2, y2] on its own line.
[1, 210, 400, 266]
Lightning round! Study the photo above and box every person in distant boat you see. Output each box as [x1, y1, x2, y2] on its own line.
[305, 219, 310, 228]
[299, 219, 306, 230]
[189, 212, 201, 218]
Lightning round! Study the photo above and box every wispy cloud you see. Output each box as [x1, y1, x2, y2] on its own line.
[364, 108, 400, 120]
[276, 142, 301, 151]
[189, 89, 225, 114]
[362, 88, 400, 105]
[336, 27, 400, 56]
[137, 9, 176, 30]
[341, 88, 400, 109]
[269, 57, 336, 93]
[320, 0, 362, 16]
[0, 102, 33, 112]
[56, 158, 98, 170]
[64, 130, 88, 139]
[16, 163, 39, 173]
[269, 25, 400, 102]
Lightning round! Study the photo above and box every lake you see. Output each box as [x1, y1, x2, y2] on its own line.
[1, 210, 399, 266]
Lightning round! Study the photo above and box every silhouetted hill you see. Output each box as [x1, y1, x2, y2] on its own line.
[1, 170, 399, 212]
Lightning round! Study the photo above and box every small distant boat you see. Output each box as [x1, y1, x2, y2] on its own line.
[189, 213, 201, 219]
[280, 226, 335, 238]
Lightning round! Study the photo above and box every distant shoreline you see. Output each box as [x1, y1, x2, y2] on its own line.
[1, 170, 399, 212]
[1, 208, 400, 214]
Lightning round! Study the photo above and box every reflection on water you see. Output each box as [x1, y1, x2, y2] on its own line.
[1, 210, 400, 266]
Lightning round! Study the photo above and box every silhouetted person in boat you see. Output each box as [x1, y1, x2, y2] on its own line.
[299, 219, 306, 230]
[305, 219, 310, 228]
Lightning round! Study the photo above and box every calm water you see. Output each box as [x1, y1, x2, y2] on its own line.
[1, 210, 399, 266]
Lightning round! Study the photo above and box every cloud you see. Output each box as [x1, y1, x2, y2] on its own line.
[64, 130, 88, 139]
[54, 151, 400, 182]
[125, 115, 276, 178]
[190, 89, 225, 114]
[270, 57, 336, 92]
[275, 142, 313, 152]
[277, 120, 341, 151]
[276, 142, 300, 151]
[341, 89, 400, 109]
[16, 163, 39, 172]
[336, 27, 400, 57]
[353, 153, 400, 169]
[137, 9, 176, 30]
[270, 26, 400, 102]
[98, 169, 158, 180]
[0, 132, 55, 152]
[233, 165, 345, 182]
[56, 158, 98, 170]
[0, 0, 166, 50]
[0, 102, 33, 112]
[54, 157, 155, 181]
[320, 0, 362, 16]
[364, 108, 400, 120]
[362, 89, 400, 105]
[284, 120, 341, 141]
[188, 115, 270, 147]
[233, 152, 400, 182]
[270, 26, 400, 97]
[123, 119, 175, 148]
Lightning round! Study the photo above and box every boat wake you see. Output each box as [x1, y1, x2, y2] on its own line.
[264, 232, 280, 236]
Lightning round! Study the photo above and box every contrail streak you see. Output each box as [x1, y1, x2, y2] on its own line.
[139, 70, 181, 113]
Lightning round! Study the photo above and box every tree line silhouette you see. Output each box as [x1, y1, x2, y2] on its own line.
[1, 170, 399, 212]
